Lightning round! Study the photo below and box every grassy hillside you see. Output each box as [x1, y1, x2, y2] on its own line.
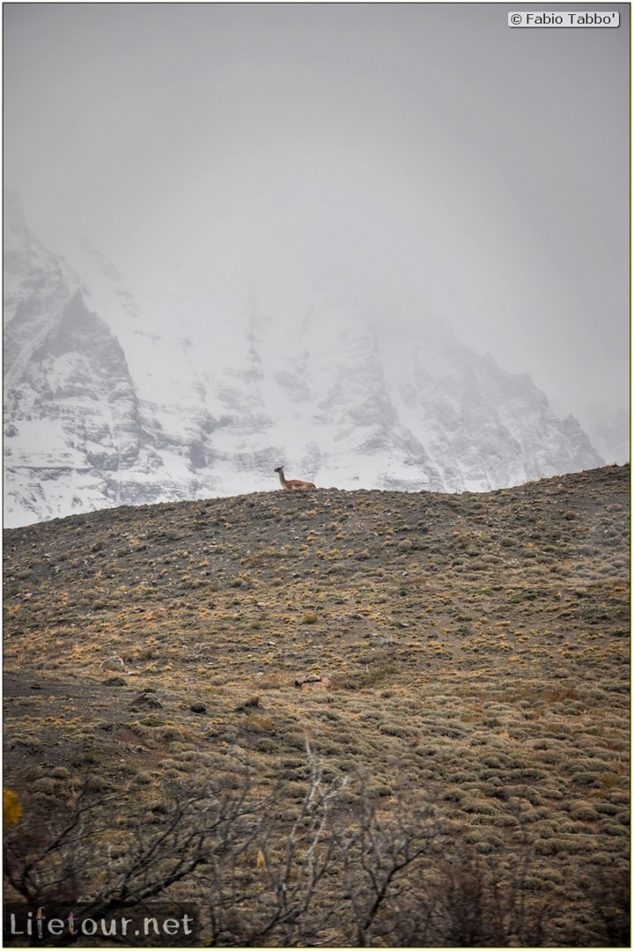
[3, 464, 629, 946]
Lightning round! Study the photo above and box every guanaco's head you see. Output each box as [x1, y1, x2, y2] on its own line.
[274, 466, 284, 473]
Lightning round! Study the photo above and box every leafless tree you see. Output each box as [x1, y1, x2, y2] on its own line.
[199, 743, 350, 945]
[4, 756, 629, 947]
[331, 781, 441, 947]
[4, 766, 272, 945]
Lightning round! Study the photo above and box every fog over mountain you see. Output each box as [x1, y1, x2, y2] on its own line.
[3, 4, 629, 525]
[4, 196, 604, 527]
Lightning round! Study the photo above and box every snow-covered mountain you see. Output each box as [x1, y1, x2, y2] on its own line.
[4, 196, 603, 527]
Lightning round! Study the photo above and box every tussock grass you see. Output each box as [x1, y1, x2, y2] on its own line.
[3, 464, 629, 946]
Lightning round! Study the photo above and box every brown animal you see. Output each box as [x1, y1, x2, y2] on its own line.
[274, 465, 316, 491]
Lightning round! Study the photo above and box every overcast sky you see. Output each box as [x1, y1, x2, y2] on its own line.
[4, 2, 630, 419]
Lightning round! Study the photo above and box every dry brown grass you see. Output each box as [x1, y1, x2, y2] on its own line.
[3, 464, 629, 946]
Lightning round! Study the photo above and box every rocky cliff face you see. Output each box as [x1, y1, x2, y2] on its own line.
[4, 200, 603, 526]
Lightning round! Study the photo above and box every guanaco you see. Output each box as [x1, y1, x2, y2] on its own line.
[274, 465, 316, 491]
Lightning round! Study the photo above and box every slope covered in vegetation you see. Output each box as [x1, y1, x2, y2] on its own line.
[3, 464, 629, 946]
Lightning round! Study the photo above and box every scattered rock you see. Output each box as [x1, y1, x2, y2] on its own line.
[304, 676, 331, 691]
[190, 702, 207, 714]
[294, 674, 322, 688]
[30, 683, 42, 690]
[235, 696, 260, 713]
[104, 676, 127, 686]
[99, 655, 126, 672]
[130, 693, 163, 709]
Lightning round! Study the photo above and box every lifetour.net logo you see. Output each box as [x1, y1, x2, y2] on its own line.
[4, 903, 200, 946]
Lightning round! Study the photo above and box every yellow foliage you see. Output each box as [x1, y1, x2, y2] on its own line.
[4, 788, 22, 827]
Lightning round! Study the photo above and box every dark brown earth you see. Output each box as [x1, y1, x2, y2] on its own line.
[3, 464, 630, 946]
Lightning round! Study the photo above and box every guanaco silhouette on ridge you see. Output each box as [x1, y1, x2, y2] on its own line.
[274, 465, 316, 491]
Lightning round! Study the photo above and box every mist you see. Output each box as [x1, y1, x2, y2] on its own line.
[4, 2, 629, 424]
